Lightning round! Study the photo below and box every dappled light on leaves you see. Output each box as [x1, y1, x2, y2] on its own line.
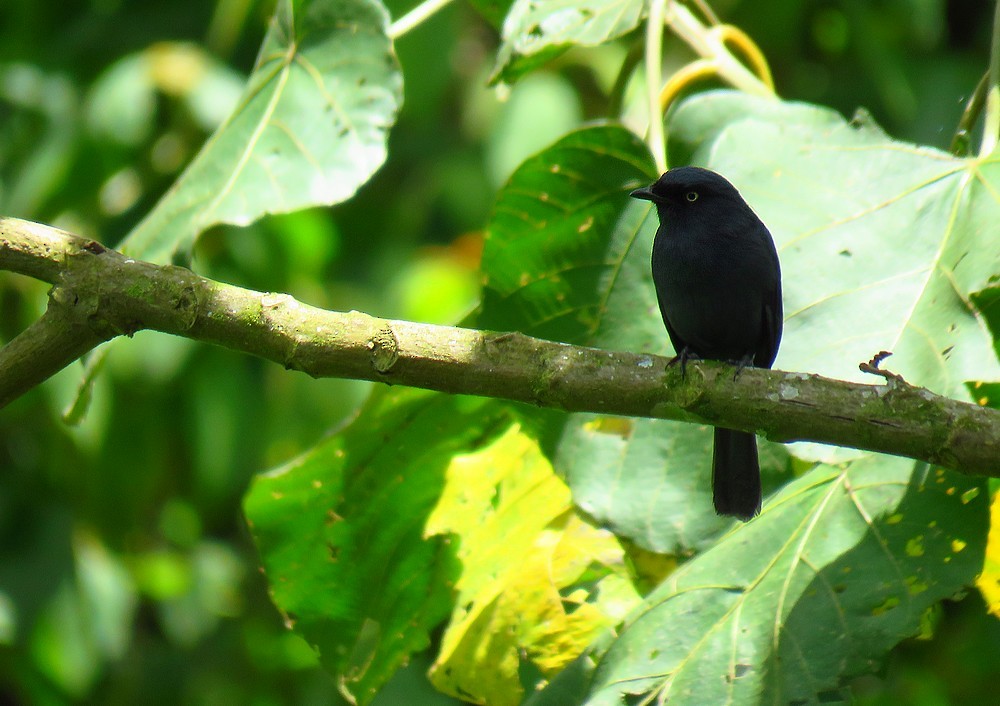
[586, 456, 987, 705]
[122, 0, 402, 263]
[425, 425, 639, 706]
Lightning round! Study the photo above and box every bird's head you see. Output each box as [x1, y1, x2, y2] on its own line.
[630, 166, 745, 216]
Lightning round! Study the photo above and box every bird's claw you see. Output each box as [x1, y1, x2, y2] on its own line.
[728, 354, 755, 381]
[859, 350, 906, 384]
[667, 347, 699, 379]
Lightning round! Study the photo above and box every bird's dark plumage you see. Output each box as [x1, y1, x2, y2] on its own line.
[631, 166, 782, 521]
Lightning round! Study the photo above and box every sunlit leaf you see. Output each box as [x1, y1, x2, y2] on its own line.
[492, 0, 644, 83]
[975, 488, 1000, 614]
[674, 90, 1000, 402]
[586, 456, 988, 705]
[121, 0, 402, 263]
[667, 91, 1000, 473]
[482, 92, 1000, 563]
[426, 425, 639, 705]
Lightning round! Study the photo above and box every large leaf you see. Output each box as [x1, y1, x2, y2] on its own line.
[673, 91, 1000, 403]
[492, 0, 644, 83]
[122, 0, 401, 263]
[425, 425, 639, 706]
[667, 91, 1000, 471]
[585, 456, 988, 704]
[244, 389, 511, 704]
[245, 385, 638, 704]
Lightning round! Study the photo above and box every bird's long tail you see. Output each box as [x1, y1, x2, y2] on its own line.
[712, 428, 762, 521]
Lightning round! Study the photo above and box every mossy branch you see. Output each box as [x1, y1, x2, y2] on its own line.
[2, 216, 1000, 475]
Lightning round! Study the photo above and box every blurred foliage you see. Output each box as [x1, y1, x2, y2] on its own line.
[2, 0, 1000, 705]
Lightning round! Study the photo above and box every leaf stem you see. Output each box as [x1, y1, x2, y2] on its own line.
[645, 0, 668, 173]
[981, 0, 1000, 157]
[666, 3, 772, 97]
[951, 71, 988, 156]
[387, 0, 455, 40]
[689, 0, 720, 25]
[658, 58, 718, 113]
[712, 24, 774, 92]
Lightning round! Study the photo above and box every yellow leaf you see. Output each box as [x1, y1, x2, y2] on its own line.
[425, 424, 640, 705]
[976, 490, 1000, 614]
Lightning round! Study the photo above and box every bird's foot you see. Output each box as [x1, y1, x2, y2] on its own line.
[859, 350, 906, 384]
[667, 347, 699, 379]
[728, 354, 755, 381]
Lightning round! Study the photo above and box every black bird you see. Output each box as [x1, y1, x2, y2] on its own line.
[631, 167, 782, 521]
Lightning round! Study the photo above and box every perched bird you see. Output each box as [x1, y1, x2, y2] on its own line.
[631, 167, 782, 521]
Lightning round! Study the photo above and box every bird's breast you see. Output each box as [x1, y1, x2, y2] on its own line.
[651, 227, 771, 360]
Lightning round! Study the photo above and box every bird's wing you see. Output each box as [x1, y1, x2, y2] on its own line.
[755, 284, 783, 369]
[659, 303, 687, 359]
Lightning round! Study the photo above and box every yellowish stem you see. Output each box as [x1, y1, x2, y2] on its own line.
[659, 58, 719, 113]
[388, 0, 454, 39]
[712, 24, 774, 92]
[666, 3, 773, 98]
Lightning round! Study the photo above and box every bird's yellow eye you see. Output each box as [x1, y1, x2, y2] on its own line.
[685, 191, 699, 202]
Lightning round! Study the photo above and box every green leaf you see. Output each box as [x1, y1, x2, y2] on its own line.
[674, 91, 1000, 401]
[244, 389, 511, 705]
[667, 90, 1000, 468]
[557, 416, 790, 553]
[121, 0, 402, 263]
[479, 123, 655, 342]
[585, 456, 988, 705]
[970, 286, 1000, 356]
[247, 124, 656, 698]
[562, 93, 997, 703]
[666, 91, 831, 165]
[492, 0, 644, 83]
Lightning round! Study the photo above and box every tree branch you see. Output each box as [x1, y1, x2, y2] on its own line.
[2, 216, 999, 475]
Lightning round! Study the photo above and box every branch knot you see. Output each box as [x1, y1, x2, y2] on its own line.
[368, 324, 399, 374]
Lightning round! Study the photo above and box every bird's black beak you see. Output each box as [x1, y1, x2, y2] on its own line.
[630, 185, 657, 202]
